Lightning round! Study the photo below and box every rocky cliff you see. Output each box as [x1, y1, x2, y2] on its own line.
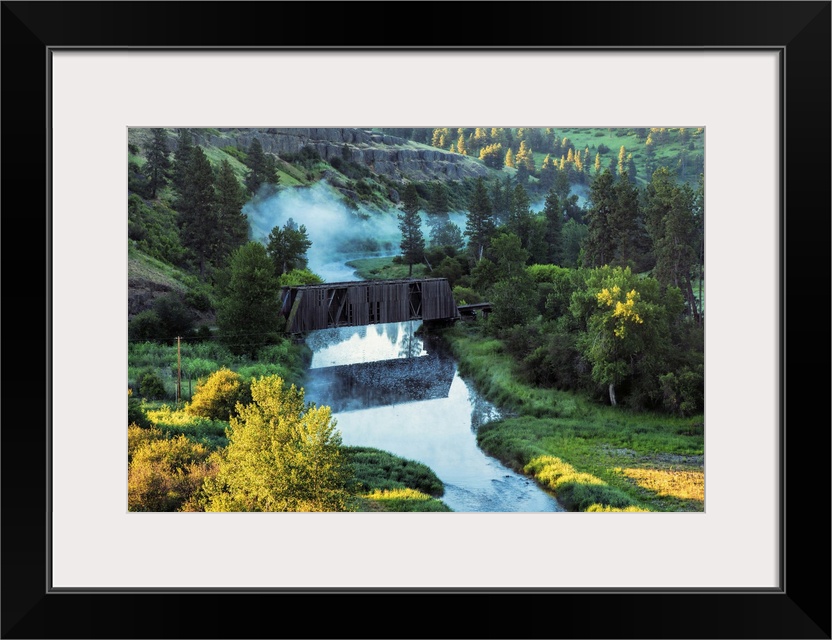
[191, 128, 490, 183]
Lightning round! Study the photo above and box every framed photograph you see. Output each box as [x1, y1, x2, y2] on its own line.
[3, 2, 829, 638]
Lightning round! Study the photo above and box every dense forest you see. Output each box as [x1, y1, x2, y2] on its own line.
[127, 126, 704, 513]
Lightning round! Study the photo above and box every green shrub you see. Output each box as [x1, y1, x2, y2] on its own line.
[184, 283, 215, 313]
[343, 447, 444, 496]
[452, 286, 483, 306]
[137, 369, 167, 400]
[277, 269, 324, 287]
[152, 293, 196, 342]
[128, 389, 151, 428]
[221, 145, 248, 163]
[128, 430, 217, 511]
[129, 310, 163, 342]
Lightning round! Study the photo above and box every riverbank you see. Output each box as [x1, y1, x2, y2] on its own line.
[438, 322, 704, 512]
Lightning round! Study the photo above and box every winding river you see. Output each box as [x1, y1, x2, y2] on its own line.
[301, 319, 565, 512]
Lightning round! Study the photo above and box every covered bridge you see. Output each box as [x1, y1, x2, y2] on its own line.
[280, 278, 460, 333]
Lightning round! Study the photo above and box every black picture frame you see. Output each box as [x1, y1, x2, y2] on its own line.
[2, 2, 829, 638]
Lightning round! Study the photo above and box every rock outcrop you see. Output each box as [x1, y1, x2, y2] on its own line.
[190, 128, 490, 183]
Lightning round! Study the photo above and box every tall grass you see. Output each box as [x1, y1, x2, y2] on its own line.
[358, 488, 452, 512]
[442, 323, 704, 512]
[128, 339, 309, 400]
[145, 405, 229, 449]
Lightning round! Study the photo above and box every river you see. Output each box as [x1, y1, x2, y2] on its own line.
[302, 319, 565, 513]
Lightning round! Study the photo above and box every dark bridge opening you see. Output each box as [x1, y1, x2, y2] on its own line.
[280, 278, 460, 334]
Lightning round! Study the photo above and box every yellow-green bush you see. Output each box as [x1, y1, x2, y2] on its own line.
[128, 426, 217, 511]
[185, 368, 250, 421]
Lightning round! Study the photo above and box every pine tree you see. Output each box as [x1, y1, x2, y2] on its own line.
[427, 182, 449, 216]
[465, 177, 495, 262]
[177, 146, 217, 278]
[490, 178, 506, 224]
[505, 147, 515, 168]
[457, 134, 467, 156]
[171, 129, 194, 195]
[216, 242, 282, 357]
[144, 128, 171, 199]
[539, 154, 556, 190]
[508, 183, 532, 248]
[609, 173, 644, 269]
[244, 138, 278, 196]
[584, 169, 617, 268]
[267, 219, 312, 275]
[472, 127, 488, 153]
[554, 167, 570, 199]
[618, 145, 627, 177]
[479, 143, 503, 169]
[214, 159, 249, 264]
[398, 183, 425, 277]
[542, 188, 563, 265]
[516, 140, 535, 171]
[644, 168, 699, 320]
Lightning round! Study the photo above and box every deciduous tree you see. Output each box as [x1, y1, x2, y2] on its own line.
[204, 375, 353, 512]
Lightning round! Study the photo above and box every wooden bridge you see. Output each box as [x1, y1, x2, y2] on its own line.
[280, 278, 461, 334]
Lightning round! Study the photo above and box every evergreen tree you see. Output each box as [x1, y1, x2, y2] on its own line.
[426, 182, 452, 247]
[472, 127, 489, 153]
[542, 188, 563, 265]
[515, 162, 530, 185]
[516, 140, 535, 171]
[216, 242, 282, 357]
[584, 169, 617, 268]
[144, 128, 171, 199]
[644, 168, 699, 321]
[539, 154, 556, 190]
[244, 138, 278, 196]
[214, 159, 249, 264]
[465, 177, 495, 262]
[508, 183, 534, 255]
[609, 173, 646, 269]
[398, 183, 425, 277]
[505, 148, 515, 168]
[171, 129, 194, 195]
[490, 178, 510, 224]
[553, 167, 571, 200]
[618, 145, 627, 177]
[626, 153, 638, 184]
[486, 233, 536, 334]
[644, 134, 657, 176]
[479, 143, 503, 169]
[692, 172, 704, 324]
[267, 218, 312, 275]
[457, 134, 467, 156]
[176, 145, 217, 278]
[427, 182, 449, 216]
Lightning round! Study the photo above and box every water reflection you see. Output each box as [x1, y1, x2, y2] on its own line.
[306, 354, 455, 412]
[302, 321, 564, 513]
